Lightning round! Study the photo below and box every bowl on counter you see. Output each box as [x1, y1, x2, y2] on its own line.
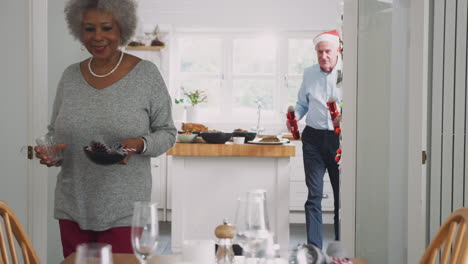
[177, 133, 198, 143]
[178, 130, 201, 135]
[232, 131, 257, 143]
[199, 132, 233, 144]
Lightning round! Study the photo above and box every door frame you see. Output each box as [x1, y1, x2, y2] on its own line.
[407, 0, 429, 262]
[341, 0, 358, 256]
[28, 0, 49, 261]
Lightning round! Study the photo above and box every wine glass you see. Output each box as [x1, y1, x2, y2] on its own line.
[234, 195, 273, 262]
[75, 243, 112, 264]
[131, 201, 159, 264]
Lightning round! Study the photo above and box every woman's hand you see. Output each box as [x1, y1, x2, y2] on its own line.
[118, 138, 145, 165]
[34, 144, 66, 167]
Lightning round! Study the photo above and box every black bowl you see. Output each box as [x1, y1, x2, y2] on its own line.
[199, 132, 233, 144]
[83, 147, 127, 165]
[232, 131, 257, 143]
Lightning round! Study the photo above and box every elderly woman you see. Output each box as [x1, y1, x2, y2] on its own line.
[35, 0, 176, 257]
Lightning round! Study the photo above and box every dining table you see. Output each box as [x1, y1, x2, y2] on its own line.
[60, 253, 369, 264]
[61, 253, 180, 264]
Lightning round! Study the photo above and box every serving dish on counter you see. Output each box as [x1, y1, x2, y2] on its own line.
[177, 133, 198, 143]
[232, 131, 256, 143]
[247, 137, 290, 145]
[199, 132, 233, 144]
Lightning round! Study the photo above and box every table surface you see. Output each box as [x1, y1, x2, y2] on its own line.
[61, 253, 368, 264]
[61, 253, 180, 264]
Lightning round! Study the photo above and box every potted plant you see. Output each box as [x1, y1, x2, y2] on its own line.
[181, 87, 207, 106]
[180, 87, 207, 122]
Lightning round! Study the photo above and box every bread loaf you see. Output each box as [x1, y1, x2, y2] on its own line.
[181, 123, 208, 132]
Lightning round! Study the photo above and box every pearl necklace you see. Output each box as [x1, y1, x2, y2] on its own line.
[88, 51, 124, 78]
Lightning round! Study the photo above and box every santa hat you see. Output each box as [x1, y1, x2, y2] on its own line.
[313, 30, 340, 47]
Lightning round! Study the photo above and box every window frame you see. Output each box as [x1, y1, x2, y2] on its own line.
[171, 30, 321, 124]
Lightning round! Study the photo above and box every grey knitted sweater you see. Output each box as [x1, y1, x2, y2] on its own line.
[48, 60, 176, 230]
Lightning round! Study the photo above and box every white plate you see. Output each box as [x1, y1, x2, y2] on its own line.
[247, 138, 290, 145]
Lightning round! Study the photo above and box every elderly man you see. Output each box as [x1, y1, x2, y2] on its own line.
[287, 30, 342, 249]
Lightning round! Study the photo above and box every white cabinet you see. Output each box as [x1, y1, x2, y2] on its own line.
[153, 141, 336, 225]
[289, 140, 335, 224]
[150, 154, 168, 221]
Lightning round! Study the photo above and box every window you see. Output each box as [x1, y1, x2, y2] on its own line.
[173, 31, 318, 124]
[286, 38, 317, 107]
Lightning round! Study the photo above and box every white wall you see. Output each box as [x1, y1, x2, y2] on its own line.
[137, 0, 342, 30]
[0, 0, 30, 235]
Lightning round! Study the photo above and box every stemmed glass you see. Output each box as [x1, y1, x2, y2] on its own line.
[131, 201, 159, 264]
[234, 191, 274, 263]
[75, 243, 112, 264]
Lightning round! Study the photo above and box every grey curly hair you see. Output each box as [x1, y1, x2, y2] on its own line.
[64, 0, 138, 46]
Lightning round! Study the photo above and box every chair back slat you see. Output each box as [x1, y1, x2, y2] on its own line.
[0, 201, 39, 264]
[420, 208, 468, 264]
[428, 249, 438, 263]
[440, 222, 457, 264]
[20, 242, 31, 264]
[4, 216, 19, 264]
[450, 221, 467, 264]
[0, 220, 9, 264]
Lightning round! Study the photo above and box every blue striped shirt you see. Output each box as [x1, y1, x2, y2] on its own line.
[295, 57, 342, 131]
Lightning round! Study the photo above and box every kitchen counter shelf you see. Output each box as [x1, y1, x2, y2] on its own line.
[124, 46, 165, 50]
[167, 142, 295, 157]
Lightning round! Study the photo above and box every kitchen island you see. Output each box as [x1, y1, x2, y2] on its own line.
[167, 142, 295, 257]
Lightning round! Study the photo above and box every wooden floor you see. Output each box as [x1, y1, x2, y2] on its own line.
[156, 222, 335, 256]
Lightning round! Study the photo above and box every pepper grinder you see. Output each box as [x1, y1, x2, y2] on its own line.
[215, 218, 235, 264]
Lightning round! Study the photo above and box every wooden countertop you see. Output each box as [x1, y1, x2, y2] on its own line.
[167, 142, 295, 157]
[282, 133, 301, 141]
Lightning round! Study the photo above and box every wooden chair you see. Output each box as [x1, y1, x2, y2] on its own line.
[420, 207, 468, 264]
[0, 200, 40, 264]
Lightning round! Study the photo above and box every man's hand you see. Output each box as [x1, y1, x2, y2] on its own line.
[333, 115, 341, 128]
[286, 117, 297, 131]
[118, 138, 145, 165]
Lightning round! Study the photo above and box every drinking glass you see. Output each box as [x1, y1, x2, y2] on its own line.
[75, 243, 112, 264]
[246, 189, 270, 230]
[131, 201, 159, 264]
[35, 134, 63, 162]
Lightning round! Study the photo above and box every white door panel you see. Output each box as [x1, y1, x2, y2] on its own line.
[0, 0, 30, 240]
